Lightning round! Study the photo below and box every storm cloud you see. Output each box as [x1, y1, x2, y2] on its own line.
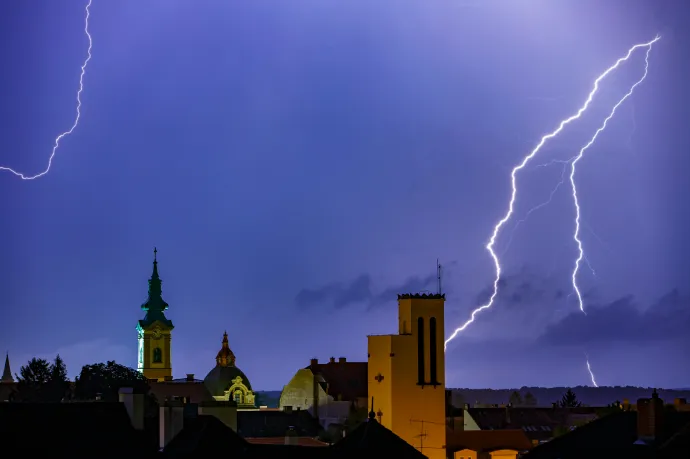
[538, 289, 689, 346]
[294, 262, 459, 310]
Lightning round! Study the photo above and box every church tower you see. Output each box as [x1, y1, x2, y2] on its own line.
[368, 293, 446, 459]
[136, 248, 174, 381]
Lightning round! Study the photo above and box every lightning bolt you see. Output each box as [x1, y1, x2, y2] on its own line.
[444, 35, 661, 351]
[570, 38, 657, 315]
[0, 0, 93, 180]
[585, 354, 598, 387]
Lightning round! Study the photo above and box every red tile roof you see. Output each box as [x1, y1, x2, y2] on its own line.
[245, 437, 329, 447]
[466, 407, 599, 442]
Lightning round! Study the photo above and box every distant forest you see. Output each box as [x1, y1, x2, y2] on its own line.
[449, 386, 690, 408]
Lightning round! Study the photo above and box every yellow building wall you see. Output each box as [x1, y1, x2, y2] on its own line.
[454, 449, 518, 459]
[141, 323, 173, 381]
[369, 295, 446, 459]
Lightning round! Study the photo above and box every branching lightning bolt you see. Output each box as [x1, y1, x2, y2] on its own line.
[570, 38, 658, 315]
[0, 0, 93, 180]
[444, 35, 661, 351]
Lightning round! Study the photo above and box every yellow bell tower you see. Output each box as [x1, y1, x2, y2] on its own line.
[368, 293, 446, 459]
[136, 248, 174, 381]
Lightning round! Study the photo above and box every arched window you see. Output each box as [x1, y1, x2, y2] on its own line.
[153, 347, 162, 363]
[430, 317, 438, 384]
[234, 391, 243, 404]
[417, 317, 425, 385]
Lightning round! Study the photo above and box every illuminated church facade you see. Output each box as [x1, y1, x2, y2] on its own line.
[136, 249, 256, 408]
[367, 293, 447, 459]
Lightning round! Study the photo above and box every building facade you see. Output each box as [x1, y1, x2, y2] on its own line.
[368, 293, 446, 459]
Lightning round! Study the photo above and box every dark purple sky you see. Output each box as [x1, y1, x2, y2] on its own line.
[1, 0, 688, 390]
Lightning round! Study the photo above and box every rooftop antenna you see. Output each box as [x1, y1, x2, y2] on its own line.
[437, 259, 442, 295]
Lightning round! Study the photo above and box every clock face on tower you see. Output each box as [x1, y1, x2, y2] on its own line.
[152, 326, 162, 339]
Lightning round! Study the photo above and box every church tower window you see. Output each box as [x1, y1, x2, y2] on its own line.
[430, 317, 438, 385]
[417, 317, 425, 385]
[153, 347, 162, 363]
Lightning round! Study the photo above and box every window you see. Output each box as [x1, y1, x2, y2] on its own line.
[153, 347, 162, 363]
[417, 317, 425, 384]
[429, 317, 438, 384]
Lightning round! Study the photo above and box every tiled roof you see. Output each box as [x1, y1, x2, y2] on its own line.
[523, 410, 690, 458]
[448, 429, 533, 453]
[162, 414, 248, 458]
[237, 408, 322, 437]
[245, 437, 329, 446]
[333, 418, 427, 458]
[308, 361, 368, 402]
[150, 380, 215, 403]
[466, 407, 599, 441]
[0, 401, 156, 458]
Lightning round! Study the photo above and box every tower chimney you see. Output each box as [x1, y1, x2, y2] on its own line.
[637, 389, 664, 442]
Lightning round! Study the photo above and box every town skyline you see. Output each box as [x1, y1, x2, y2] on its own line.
[2, 0, 689, 391]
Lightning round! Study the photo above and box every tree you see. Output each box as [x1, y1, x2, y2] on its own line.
[558, 389, 582, 408]
[16, 358, 51, 401]
[15, 355, 70, 402]
[524, 392, 537, 406]
[509, 391, 523, 406]
[46, 354, 70, 401]
[74, 361, 150, 401]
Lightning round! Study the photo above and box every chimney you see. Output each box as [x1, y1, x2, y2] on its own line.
[338, 357, 346, 363]
[160, 400, 185, 449]
[285, 426, 298, 446]
[186, 374, 195, 381]
[637, 389, 664, 442]
[118, 387, 145, 430]
[284, 405, 293, 414]
[623, 398, 631, 410]
[310, 358, 318, 367]
[552, 402, 557, 409]
[329, 357, 335, 364]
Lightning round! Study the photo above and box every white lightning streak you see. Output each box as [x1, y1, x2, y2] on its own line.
[586, 354, 598, 387]
[0, 0, 93, 180]
[570, 38, 658, 315]
[501, 161, 569, 257]
[444, 35, 661, 350]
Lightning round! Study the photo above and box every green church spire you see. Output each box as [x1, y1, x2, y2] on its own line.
[141, 247, 169, 312]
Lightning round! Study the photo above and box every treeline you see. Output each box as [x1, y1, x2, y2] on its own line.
[9, 355, 153, 407]
[449, 386, 690, 408]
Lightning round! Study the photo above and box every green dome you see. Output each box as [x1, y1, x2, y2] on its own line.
[203, 332, 253, 398]
[203, 364, 253, 396]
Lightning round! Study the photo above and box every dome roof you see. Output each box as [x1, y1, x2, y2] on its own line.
[204, 365, 252, 396]
[203, 332, 253, 397]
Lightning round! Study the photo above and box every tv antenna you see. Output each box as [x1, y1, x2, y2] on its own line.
[436, 259, 442, 295]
